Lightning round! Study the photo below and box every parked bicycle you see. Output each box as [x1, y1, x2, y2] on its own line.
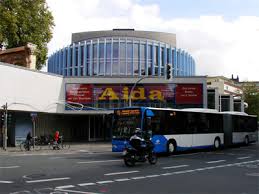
[20, 136, 42, 151]
[48, 136, 70, 150]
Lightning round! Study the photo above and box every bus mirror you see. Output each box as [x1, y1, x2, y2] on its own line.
[148, 130, 152, 137]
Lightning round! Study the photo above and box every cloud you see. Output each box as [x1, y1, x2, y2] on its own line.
[46, 0, 259, 81]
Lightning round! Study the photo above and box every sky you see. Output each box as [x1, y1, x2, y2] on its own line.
[45, 0, 259, 81]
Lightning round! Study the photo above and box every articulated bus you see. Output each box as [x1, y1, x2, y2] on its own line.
[112, 107, 258, 154]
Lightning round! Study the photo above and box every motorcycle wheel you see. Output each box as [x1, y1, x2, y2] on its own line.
[124, 153, 135, 167]
[148, 152, 158, 165]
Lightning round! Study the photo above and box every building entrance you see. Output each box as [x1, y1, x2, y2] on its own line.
[34, 113, 113, 142]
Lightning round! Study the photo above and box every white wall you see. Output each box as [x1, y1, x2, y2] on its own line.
[0, 62, 64, 113]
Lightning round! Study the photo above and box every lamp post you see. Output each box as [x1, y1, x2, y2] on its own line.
[129, 76, 147, 107]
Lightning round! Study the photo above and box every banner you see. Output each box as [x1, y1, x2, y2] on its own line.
[65, 83, 203, 105]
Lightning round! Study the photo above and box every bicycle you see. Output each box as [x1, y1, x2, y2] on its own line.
[48, 136, 70, 150]
[20, 136, 42, 151]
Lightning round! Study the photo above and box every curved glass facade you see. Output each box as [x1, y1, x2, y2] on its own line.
[48, 37, 195, 78]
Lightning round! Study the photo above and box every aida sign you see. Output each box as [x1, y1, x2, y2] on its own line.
[65, 83, 203, 105]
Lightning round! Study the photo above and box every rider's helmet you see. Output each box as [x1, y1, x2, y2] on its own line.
[134, 128, 142, 137]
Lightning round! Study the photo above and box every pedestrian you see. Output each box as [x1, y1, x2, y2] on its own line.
[26, 131, 32, 151]
[54, 130, 60, 150]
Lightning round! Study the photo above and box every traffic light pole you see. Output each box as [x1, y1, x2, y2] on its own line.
[2, 103, 8, 150]
[129, 77, 147, 107]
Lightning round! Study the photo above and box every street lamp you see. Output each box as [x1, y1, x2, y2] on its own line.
[129, 76, 148, 107]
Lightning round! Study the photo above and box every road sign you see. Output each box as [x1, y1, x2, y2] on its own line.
[30, 112, 37, 118]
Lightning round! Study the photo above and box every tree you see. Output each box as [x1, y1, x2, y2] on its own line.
[0, 0, 54, 69]
[242, 82, 259, 119]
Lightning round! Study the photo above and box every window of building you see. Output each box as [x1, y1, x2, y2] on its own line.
[127, 42, 133, 75]
[99, 43, 105, 75]
[140, 44, 145, 75]
[148, 45, 152, 75]
[133, 43, 139, 75]
[113, 42, 119, 75]
[120, 42, 126, 75]
[86, 44, 91, 75]
[106, 43, 112, 75]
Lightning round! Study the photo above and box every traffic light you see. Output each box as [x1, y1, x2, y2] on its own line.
[166, 64, 172, 80]
[7, 113, 12, 127]
[0, 111, 4, 129]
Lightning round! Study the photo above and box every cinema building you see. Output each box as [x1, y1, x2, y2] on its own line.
[0, 29, 208, 146]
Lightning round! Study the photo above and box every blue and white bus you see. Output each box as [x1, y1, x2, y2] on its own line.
[112, 107, 258, 154]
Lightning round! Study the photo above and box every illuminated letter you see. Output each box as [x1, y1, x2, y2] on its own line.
[149, 90, 164, 101]
[98, 88, 119, 100]
[122, 87, 129, 100]
[132, 88, 146, 100]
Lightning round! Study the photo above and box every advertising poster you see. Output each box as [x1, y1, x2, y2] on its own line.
[175, 84, 203, 104]
[65, 83, 203, 107]
[66, 84, 93, 103]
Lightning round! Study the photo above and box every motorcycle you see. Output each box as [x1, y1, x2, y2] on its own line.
[123, 139, 158, 167]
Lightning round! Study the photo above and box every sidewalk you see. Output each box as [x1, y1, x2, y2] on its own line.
[0, 142, 112, 155]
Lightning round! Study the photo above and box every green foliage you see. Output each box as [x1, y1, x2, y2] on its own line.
[242, 82, 259, 119]
[0, 0, 54, 69]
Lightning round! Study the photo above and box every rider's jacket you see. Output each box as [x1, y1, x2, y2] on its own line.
[129, 134, 146, 150]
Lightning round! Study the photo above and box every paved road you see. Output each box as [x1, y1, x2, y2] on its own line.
[0, 144, 258, 194]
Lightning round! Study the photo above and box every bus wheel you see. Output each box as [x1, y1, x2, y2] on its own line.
[167, 141, 176, 155]
[244, 136, 249, 146]
[214, 138, 221, 150]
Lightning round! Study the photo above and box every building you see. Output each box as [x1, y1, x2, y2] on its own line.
[207, 76, 243, 96]
[0, 43, 37, 70]
[0, 29, 208, 147]
[207, 76, 244, 112]
[48, 29, 195, 77]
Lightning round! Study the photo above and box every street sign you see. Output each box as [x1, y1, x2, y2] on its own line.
[30, 112, 37, 118]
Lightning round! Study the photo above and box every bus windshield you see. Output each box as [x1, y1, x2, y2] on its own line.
[112, 109, 142, 139]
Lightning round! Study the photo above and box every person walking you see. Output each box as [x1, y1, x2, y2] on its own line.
[53, 130, 60, 150]
[26, 131, 32, 151]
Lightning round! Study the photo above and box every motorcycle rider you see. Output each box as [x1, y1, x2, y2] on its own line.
[129, 128, 147, 156]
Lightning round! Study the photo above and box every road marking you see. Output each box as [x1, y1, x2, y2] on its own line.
[56, 185, 75, 189]
[96, 180, 114, 184]
[10, 191, 31, 194]
[50, 160, 259, 190]
[146, 174, 160, 178]
[55, 188, 100, 194]
[0, 180, 14, 183]
[114, 178, 131, 182]
[237, 156, 252, 160]
[172, 153, 200, 157]
[131, 176, 146, 180]
[77, 159, 121, 164]
[195, 168, 205, 171]
[78, 182, 96, 186]
[79, 150, 88, 152]
[105, 170, 139, 176]
[26, 177, 70, 183]
[246, 173, 259, 177]
[203, 167, 216, 170]
[0, 166, 20, 169]
[206, 160, 226, 164]
[49, 157, 64, 160]
[162, 164, 189, 169]
[161, 173, 173, 176]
